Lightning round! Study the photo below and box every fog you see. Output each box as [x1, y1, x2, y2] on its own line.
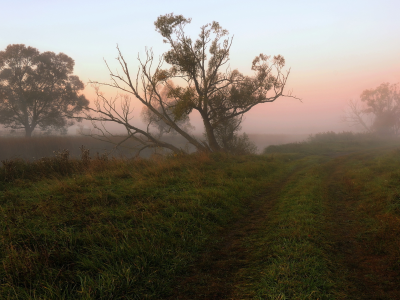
[1, 0, 399, 158]
[0, 133, 311, 162]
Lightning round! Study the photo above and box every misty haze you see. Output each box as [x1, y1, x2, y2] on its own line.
[1, 1, 400, 299]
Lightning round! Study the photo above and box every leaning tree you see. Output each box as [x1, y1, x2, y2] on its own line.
[0, 44, 89, 137]
[86, 13, 299, 154]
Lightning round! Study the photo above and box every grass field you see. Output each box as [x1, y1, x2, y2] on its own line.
[1, 132, 400, 299]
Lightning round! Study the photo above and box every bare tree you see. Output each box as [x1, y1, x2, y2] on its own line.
[344, 83, 400, 136]
[85, 13, 299, 154]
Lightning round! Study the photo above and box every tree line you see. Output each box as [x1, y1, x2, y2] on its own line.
[0, 13, 398, 153]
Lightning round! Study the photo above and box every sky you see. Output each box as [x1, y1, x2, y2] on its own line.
[1, 0, 399, 134]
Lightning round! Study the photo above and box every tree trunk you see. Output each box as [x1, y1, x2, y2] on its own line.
[202, 116, 221, 152]
[25, 126, 34, 137]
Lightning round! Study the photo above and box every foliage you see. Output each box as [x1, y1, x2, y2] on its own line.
[87, 14, 298, 154]
[0, 44, 89, 137]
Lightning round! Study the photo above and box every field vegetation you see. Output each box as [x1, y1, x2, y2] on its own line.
[1, 132, 400, 299]
[0, 133, 307, 161]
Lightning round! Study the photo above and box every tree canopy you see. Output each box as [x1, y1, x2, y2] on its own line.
[0, 44, 89, 137]
[87, 13, 298, 154]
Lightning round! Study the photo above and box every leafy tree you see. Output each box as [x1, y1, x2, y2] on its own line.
[87, 14, 298, 153]
[0, 44, 89, 137]
[345, 83, 400, 136]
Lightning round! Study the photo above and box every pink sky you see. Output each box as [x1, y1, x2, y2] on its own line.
[2, 0, 399, 135]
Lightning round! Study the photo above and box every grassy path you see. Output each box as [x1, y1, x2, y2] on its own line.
[169, 155, 340, 299]
[232, 155, 340, 299]
[168, 159, 309, 299]
[2, 140, 400, 299]
[169, 150, 400, 299]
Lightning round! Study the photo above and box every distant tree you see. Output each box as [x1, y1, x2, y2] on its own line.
[344, 83, 400, 136]
[0, 44, 89, 137]
[86, 13, 298, 154]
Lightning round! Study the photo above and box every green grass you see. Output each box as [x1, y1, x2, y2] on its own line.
[234, 155, 342, 299]
[263, 131, 400, 155]
[334, 148, 400, 264]
[1, 132, 400, 299]
[0, 151, 299, 299]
